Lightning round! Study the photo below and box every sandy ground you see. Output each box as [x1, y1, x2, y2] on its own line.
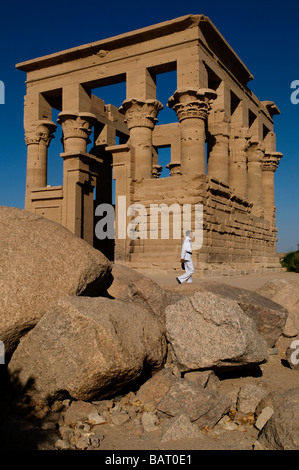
[145, 269, 299, 292]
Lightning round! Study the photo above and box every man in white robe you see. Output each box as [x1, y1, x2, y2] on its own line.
[176, 230, 194, 284]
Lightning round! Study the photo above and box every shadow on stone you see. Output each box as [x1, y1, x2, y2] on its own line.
[215, 363, 263, 380]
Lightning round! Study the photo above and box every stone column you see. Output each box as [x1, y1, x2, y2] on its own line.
[57, 111, 96, 153]
[229, 128, 251, 200]
[119, 99, 163, 180]
[25, 119, 57, 209]
[261, 152, 283, 225]
[167, 88, 217, 176]
[207, 122, 230, 184]
[57, 111, 97, 243]
[247, 140, 265, 217]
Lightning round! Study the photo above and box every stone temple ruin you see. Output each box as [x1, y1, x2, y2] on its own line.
[16, 15, 283, 276]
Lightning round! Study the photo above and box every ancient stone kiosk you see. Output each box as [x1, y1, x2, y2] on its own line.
[16, 15, 283, 276]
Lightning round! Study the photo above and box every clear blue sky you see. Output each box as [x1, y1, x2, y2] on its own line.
[0, 0, 298, 252]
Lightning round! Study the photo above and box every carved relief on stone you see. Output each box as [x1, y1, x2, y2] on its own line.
[167, 88, 217, 122]
[25, 120, 57, 146]
[119, 99, 163, 130]
[57, 112, 96, 142]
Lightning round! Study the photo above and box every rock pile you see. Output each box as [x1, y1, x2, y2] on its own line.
[0, 207, 298, 450]
[2, 369, 298, 450]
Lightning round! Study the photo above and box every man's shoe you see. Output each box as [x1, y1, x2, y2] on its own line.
[176, 277, 181, 284]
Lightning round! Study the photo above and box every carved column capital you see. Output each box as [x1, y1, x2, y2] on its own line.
[229, 127, 251, 150]
[247, 139, 266, 162]
[166, 162, 182, 176]
[261, 152, 283, 172]
[25, 119, 57, 146]
[208, 122, 231, 138]
[167, 88, 217, 122]
[57, 111, 96, 141]
[119, 99, 163, 130]
[152, 164, 163, 178]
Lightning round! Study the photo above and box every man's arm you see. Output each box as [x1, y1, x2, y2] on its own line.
[180, 239, 187, 262]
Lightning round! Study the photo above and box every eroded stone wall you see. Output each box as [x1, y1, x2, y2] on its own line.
[129, 175, 279, 276]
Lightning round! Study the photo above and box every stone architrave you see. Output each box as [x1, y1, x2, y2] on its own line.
[207, 122, 230, 184]
[229, 127, 251, 200]
[57, 111, 97, 153]
[247, 139, 265, 217]
[261, 152, 283, 225]
[119, 99, 163, 180]
[25, 119, 57, 190]
[167, 88, 217, 176]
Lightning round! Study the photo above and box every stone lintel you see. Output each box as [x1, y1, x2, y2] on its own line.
[16, 15, 253, 87]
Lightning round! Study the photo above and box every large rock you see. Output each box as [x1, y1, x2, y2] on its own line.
[101, 263, 182, 321]
[199, 282, 288, 347]
[8, 296, 167, 403]
[0, 207, 111, 358]
[257, 388, 299, 450]
[162, 414, 204, 442]
[63, 401, 102, 426]
[236, 384, 268, 414]
[165, 291, 269, 372]
[257, 278, 299, 332]
[157, 378, 231, 428]
[132, 368, 177, 409]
